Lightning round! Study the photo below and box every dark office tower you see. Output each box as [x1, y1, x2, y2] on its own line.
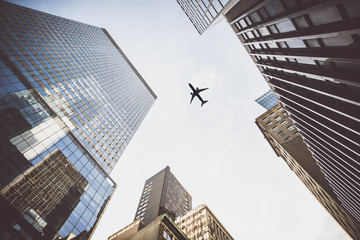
[0, 2, 156, 240]
[255, 89, 279, 110]
[177, 0, 239, 34]
[134, 166, 192, 226]
[224, 0, 360, 224]
[255, 104, 360, 239]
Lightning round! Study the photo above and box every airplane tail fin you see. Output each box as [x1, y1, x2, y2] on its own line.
[201, 100, 208, 107]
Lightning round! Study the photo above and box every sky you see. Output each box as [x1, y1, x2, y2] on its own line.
[10, 1, 350, 239]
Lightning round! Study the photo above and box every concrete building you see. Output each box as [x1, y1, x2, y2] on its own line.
[179, 0, 360, 229]
[224, 0, 360, 224]
[0, 2, 156, 239]
[255, 103, 360, 239]
[108, 214, 189, 240]
[175, 204, 234, 240]
[134, 166, 192, 226]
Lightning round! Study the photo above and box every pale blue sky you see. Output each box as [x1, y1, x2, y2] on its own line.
[10, 1, 349, 239]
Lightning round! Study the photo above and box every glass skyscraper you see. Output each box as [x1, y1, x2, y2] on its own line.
[177, 0, 239, 34]
[255, 90, 279, 110]
[0, 2, 156, 239]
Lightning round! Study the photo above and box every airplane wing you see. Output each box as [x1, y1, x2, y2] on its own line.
[197, 88, 208, 93]
[190, 94, 196, 104]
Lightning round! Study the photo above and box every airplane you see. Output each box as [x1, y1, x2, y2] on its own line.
[189, 83, 208, 107]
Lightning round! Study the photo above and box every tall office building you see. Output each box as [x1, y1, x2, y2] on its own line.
[224, 0, 360, 224]
[175, 204, 234, 240]
[0, 2, 156, 240]
[255, 104, 360, 239]
[255, 89, 279, 110]
[178, 0, 360, 231]
[177, 0, 239, 34]
[134, 166, 192, 226]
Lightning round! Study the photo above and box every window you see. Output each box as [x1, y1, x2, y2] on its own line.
[268, 25, 278, 34]
[258, 7, 269, 19]
[276, 19, 296, 33]
[284, 136, 291, 142]
[322, 35, 354, 47]
[287, 125, 295, 131]
[281, 120, 288, 125]
[286, 39, 306, 48]
[163, 229, 172, 240]
[258, 27, 270, 36]
[294, 131, 300, 136]
[270, 112, 276, 117]
[265, 0, 285, 16]
[267, 121, 273, 126]
[272, 125, 279, 131]
[297, 58, 316, 65]
[293, 16, 309, 29]
[238, 19, 247, 28]
[250, 12, 262, 23]
[305, 39, 321, 48]
[278, 131, 285, 137]
[263, 117, 269, 122]
[308, 6, 342, 26]
[275, 116, 281, 121]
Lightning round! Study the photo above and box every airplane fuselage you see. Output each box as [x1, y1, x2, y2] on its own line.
[189, 83, 208, 106]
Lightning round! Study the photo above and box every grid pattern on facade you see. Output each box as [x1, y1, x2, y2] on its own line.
[177, 0, 233, 34]
[255, 89, 279, 110]
[175, 205, 234, 240]
[0, 1, 156, 174]
[255, 103, 360, 239]
[0, 53, 116, 238]
[134, 167, 192, 226]
[1, 149, 88, 232]
[0, 2, 156, 239]
[225, 0, 360, 223]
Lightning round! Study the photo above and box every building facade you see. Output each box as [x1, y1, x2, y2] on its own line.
[134, 166, 192, 226]
[0, 2, 156, 239]
[177, 0, 240, 34]
[255, 89, 279, 110]
[255, 103, 360, 239]
[108, 214, 189, 240]
[175, 204, 234, 240]
[224, 0, 360, 225]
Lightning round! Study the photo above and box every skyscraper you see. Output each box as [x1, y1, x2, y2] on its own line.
[0, 2, 156, 239]
[177, 0, 239, 34]
[175, 204, 234, 240]
[134, 166, 192, 226]
[224, 0, 360, 224]
[255, 89, 279, 110]
[255, 103, 360, 239]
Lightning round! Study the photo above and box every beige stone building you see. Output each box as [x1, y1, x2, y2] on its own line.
[175, 204, 234, 240]
[256, 103, 360, 239]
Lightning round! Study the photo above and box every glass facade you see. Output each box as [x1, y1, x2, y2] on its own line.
[225, 0, 360, 238]
[255, 89, 279, 110]
[0, 2, 156, 239]
[177, 0, 238, 34]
